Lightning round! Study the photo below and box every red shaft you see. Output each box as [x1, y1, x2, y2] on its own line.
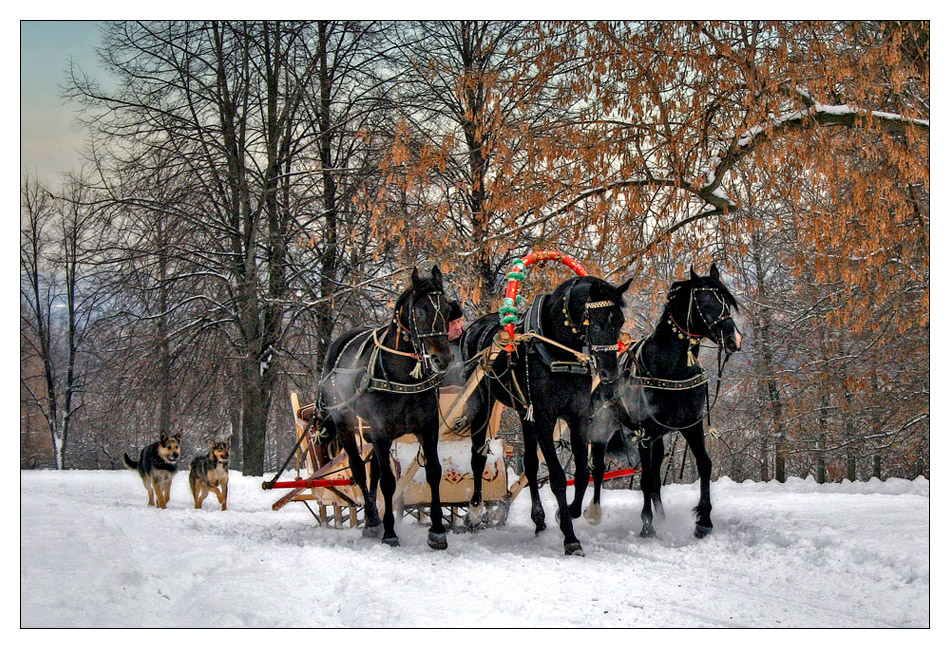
[263, 478, 352, 490]
[565, 467, 638, 486]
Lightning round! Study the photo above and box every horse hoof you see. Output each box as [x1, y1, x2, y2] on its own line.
[564, 542, 585, 556]
[362, 524, 383, 539]
[381, 536, 400, 547]
[531, 509, 546, 534]
[583, 504, 602, 525]
[694, 525, 713, 539]
[639, 525, 656, 538]
[569, 504, 583, 520]
[427, 531, 448, 550]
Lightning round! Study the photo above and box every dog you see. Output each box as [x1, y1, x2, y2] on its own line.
[123, 430, 182, 509]
[189, 439, 230, 511]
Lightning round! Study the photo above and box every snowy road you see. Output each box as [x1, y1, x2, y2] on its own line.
[20, 470, 929, 628]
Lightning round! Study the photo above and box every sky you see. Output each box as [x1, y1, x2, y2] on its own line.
[20, 21, 106, 188]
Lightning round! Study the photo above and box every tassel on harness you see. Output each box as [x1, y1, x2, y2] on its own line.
[524, 404, 535, 421]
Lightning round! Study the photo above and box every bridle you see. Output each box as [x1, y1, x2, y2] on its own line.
[668, 285, 736, 350]
[667, 282, 740, 411]
[559, 279, 625, 377]
[389, 290, 451, 375]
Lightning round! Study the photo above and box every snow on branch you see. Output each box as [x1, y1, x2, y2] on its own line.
[705, 90, 930, 196]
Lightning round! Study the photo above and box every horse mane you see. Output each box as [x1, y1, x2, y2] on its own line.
[394, 271, 443, 313]
[586, 276, 628, 309]
[551, 275, 628, 309]
[666, 273, 739, 312]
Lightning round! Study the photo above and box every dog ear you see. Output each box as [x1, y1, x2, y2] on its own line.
[207, 439, 216, 448]
[173, 432, 182, 441]
[160, 429, 169, 442]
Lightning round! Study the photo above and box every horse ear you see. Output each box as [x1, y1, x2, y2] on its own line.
[690, 266, 700, 282]
[616, 277, 633, 295]
[710, 263, 720, 281]
[411, 267, 420, 286]
[431, 264, 443, 288]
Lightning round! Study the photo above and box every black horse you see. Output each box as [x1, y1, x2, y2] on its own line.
[318, 266, 456, 550]
[458, 274, 631, 555]
[587, 263, 742, 539]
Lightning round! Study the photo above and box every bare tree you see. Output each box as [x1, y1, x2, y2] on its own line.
[20, 176, 106, 468]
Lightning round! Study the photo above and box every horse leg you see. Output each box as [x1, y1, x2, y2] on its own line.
[420, 427, 447, 550]
[368, 448, 380, 509]
[682, 423, 714, 538]
[535, 419, 584, 556]
[341, 430, 382, 537]
[567, 414, 590, 520]
[650, 435, 666, 520]
[466, 388, 490, 527]
[521, 419, 546, 534]
[584, 440, 607, 525]
[638, 438, 657, 537]
[373, 438, 400, 547]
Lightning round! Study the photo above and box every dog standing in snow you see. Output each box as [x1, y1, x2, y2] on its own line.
[189, 440, 230, 511]
[123, 430, 182, 509]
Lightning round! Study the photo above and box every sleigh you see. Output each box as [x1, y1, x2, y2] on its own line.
[266, 388, 516, 528]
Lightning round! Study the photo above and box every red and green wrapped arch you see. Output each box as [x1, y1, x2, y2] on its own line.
[499, 250, 589, 350]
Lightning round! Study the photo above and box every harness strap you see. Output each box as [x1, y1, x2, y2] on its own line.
[372, 327, 421, 359]
[367, 372, 443, 394]
[522, 332, 592, 373]
[627, 372, 709, 391]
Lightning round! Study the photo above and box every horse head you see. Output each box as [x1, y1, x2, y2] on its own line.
[396, 265, 456, 373]
[668, 263, 742, 354]
[552, 275, 632, 396]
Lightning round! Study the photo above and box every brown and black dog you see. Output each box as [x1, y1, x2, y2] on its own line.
[123, 430, 182, 509]
[189, 440, 230, 511]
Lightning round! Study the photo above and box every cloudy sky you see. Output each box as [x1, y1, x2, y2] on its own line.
[21, 21, 105, 188]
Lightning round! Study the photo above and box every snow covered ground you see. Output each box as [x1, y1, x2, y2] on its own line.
[20, 469, 929, 628]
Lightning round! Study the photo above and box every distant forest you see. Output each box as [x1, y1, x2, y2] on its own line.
[21, 21, 928, 482]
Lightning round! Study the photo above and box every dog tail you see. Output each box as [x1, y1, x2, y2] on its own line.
[123, 452, 139, 470]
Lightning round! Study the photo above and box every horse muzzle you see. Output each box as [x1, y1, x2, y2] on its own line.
[428, 349, 453, 373]
[724, 330, 742, 353]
